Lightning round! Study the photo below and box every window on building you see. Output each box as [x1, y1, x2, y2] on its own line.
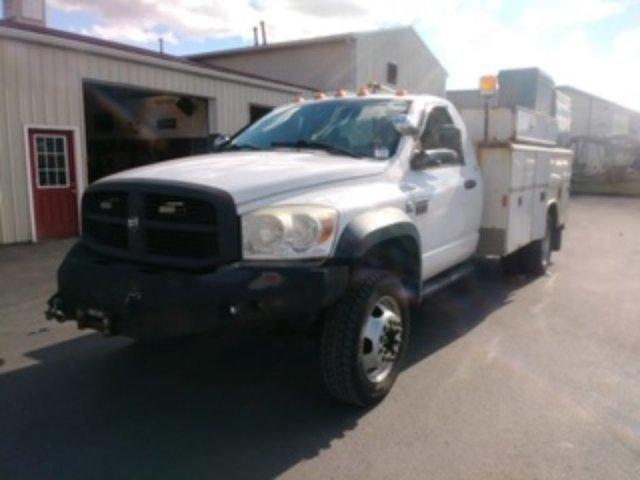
[34, 135, 70, 187]
[387, 63, 398, 85]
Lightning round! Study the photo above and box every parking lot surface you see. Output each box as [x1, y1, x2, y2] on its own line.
[1, 195, 639, 479]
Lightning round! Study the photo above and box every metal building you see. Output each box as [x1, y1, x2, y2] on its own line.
[556, 86, 640, 195]
[188, 27, 448, 96]
[0, 7, 310, 244]
[556, 86, 640, 139]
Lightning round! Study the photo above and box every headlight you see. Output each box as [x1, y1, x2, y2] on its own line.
[242, 206, 338, 260]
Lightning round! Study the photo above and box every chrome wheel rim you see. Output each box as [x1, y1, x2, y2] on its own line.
[360, 296, 403, 384]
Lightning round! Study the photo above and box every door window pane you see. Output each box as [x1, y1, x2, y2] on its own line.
[34, 134, 70, 188]
[56, 154, 65, 169]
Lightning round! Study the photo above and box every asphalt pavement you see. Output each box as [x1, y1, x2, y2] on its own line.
[1, 195, 639, 479]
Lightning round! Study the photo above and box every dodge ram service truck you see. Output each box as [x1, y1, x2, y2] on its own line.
[47, 90, 572, 406]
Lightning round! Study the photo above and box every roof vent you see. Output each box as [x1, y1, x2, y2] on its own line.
[3, 0, 47, 27]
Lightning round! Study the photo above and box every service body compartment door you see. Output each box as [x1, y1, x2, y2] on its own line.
[531, 150, 552, 241]
[506, 149, 535, 253]
[476, 147, 510, 256]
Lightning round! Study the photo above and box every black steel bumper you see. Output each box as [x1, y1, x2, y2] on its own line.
[48, 243, 349, 340]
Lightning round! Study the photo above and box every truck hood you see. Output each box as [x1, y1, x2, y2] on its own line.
[101, 151, 388, 205]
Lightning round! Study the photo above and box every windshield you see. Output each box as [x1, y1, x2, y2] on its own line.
[229, 99, 411, 159]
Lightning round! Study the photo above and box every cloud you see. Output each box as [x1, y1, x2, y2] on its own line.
[47, 0, 432, 43]
[48, 0, 259, 42]
[46, 0, 640, 110]
[519, 0, 627, 29]
[416, 0, 640, 109]
[79, 25, 178, 45]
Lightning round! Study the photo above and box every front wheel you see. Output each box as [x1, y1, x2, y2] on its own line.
[321, 271, 410, 407]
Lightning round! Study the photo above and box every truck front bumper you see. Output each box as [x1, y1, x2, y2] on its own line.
[47, 243, 349, 340]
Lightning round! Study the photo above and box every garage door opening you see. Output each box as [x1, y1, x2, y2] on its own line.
[83, 82, 211, 183]
[249, 104, 273, 124]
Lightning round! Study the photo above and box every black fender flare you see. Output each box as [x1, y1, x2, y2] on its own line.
[334, 208, 421, 261]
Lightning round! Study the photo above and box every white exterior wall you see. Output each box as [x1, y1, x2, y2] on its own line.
[194, 28, 447, 96]
[198, 40, 356, 92]
[354, 28, 447, 96]
[0, 29, 307, 244]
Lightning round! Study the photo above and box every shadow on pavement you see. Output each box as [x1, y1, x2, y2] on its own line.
[0, 260, 530, 479]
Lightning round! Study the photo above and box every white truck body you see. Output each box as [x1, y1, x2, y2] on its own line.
[456, 104, 573, 257]
[477, 143, 572, 256]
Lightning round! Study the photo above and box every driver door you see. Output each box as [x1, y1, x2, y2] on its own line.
[402, 106, 469, 279]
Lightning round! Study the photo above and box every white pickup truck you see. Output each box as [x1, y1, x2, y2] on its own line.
[47, 93, 572, 406]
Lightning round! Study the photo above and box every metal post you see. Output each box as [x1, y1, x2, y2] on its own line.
[253, 27, 259, 47]
[484, 97, 490, 144]
[260, 21, 267, 45]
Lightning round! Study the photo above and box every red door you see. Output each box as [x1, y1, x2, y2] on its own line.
[28, 129, 79, 240]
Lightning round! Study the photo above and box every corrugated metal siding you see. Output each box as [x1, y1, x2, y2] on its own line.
[0, 35, 300, 243]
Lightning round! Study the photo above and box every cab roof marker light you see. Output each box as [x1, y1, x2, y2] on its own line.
[313, 91, 326, 100]
[293, 94, 305, 103]
[395, 89, 408, 97]
[334, 89, 347, 98]
[357, 86, 369, 96]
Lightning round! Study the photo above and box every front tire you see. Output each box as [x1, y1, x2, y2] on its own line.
[321, 271, 410, 407]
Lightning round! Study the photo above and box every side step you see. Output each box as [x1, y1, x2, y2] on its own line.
[420, 262, 474, 298]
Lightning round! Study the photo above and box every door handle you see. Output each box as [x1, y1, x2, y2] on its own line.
[464, 179, 477, 190]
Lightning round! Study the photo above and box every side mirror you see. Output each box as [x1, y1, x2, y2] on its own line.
[209, 134, 230, 151]
[391, 114, 419, 137]
[411, 148, 460, 170]
[437, 124, 462, 152]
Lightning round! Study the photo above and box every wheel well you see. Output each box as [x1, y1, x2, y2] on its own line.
[548, 203, 561, 250]
[357, 236, 421, 300]
[548, 203, 559, 227]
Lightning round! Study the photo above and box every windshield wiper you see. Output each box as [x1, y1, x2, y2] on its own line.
[271, 140, 362, 158]
[226, 143, 263, 151]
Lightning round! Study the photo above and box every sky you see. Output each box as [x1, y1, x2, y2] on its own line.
[3, 0, 640, 110]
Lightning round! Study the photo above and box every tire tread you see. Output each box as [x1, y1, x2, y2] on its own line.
[321, 271, 390, 406]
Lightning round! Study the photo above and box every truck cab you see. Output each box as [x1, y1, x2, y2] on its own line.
[47, 91, 570, 407]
